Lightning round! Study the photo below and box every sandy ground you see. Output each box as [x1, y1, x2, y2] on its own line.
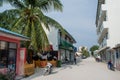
[22, 57, 120, 80]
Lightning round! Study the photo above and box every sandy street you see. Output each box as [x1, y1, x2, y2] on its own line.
[22, 57, 120, 80]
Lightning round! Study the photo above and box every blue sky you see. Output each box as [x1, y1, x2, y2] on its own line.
[46, 0, 98, 49]
[0, 0, 98, 50]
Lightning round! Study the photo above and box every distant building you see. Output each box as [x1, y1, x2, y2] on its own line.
[96, 0, 120, 70]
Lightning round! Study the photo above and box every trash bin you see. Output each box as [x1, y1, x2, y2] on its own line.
[57, 60, 61, 67]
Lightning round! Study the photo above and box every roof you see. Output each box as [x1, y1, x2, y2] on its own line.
[64, 29, 76, 43]
[97, 46, 110, 53]
[0, 27, 29, 41]
[59, 29, 76, 43]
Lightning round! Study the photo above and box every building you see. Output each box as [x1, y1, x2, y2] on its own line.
[44, 26, 76, 63]
[95, 0, 120, 70]
[0, 27, 29, 75]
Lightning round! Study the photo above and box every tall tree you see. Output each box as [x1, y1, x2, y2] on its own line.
[0, 0, 63, 51]
[0, 0, 11, 6]
[90, 45, 99, 56]
[81, 46, 89, 57]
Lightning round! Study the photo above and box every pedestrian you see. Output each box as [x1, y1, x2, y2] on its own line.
[74, 56, 77, 64]
[107, 60, 112, 69]
[65, 56, 69, 63]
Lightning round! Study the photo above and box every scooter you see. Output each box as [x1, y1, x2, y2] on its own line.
[44, 62, 53, 75]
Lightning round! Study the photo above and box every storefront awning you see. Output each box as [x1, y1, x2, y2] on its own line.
[97, 46, 110, 53]
[113, 44, 120, 49]
[59, 39, 74, 50]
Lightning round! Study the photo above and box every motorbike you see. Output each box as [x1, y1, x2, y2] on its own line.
[44, 62, 53, 75]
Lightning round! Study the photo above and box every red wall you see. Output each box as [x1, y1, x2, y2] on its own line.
[0, 36, 20, 43]
[17, 48, 27, 75]
[0, 35, 20, 75]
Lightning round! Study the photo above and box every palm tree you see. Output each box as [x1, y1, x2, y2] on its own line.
[90, 45, 99, 56]
[81, 47, 90, 58]
[0, 0, 11, 6]
[0, 0, 5, 6]
[0, 0, 63, 51]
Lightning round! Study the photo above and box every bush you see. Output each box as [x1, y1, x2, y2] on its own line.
[57, 60, 61, 67]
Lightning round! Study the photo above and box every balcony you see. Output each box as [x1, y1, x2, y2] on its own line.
[98, 0, 105, 4]
[98, 10, 106, 28]
[98, 28, 108, 44]
[101, 3, 106, 11]
[59, 38, 74, 50]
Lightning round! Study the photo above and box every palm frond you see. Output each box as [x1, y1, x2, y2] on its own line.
[7, 0, 26, 9]
[38, 23, 50, 50]
[0, 0, 10, 6]
[35, 9, 50, 30]
[45, 16, 65, 33]
[31, 20, 38, 51]
[0, 0, 3, 6]
[11, 17, 23, 32]
[23, 19, 30, 36]
[0, 9, 20, 30]
[36, 0, 63, 12]
[49, 0, 63, 11]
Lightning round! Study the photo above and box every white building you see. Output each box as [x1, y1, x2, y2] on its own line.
[44, 26, 76, 63]
[96, 0, 120, 70]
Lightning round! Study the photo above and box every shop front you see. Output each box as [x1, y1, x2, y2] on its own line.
[113, 44, 120, 71]
[0, 27, 29, 75]
[0, 40, 17, 74]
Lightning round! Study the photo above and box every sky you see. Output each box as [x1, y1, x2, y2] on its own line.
[0, 0, 98, 50]
[46, 0, 98, 49]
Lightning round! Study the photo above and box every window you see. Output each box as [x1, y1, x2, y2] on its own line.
[106, 32, 108, 39]
[8, 49, 16, 70]
[0, 41, 8, 68]
[0, 41, 17, 71]
[65, 35, 67, 40]
[116, 49, 119, 59]
[8, 42, 17, 71]
[118, 48, 120, 58]
[9, 42, 17, 49]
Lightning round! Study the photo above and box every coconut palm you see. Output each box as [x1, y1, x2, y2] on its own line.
[0, 0, 11, 6]
[0, 0, 63, 51]
[0, 0, 3, 6]
[0, 0, 5, 6]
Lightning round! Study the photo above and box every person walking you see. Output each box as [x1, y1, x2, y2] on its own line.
[74, 56, 77, 64]
[107, 60, 115, 71]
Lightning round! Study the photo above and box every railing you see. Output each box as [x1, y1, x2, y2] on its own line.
[59, 38, 74, 50]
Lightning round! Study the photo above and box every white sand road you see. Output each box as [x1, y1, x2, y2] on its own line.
[22, 57, 120, 80]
